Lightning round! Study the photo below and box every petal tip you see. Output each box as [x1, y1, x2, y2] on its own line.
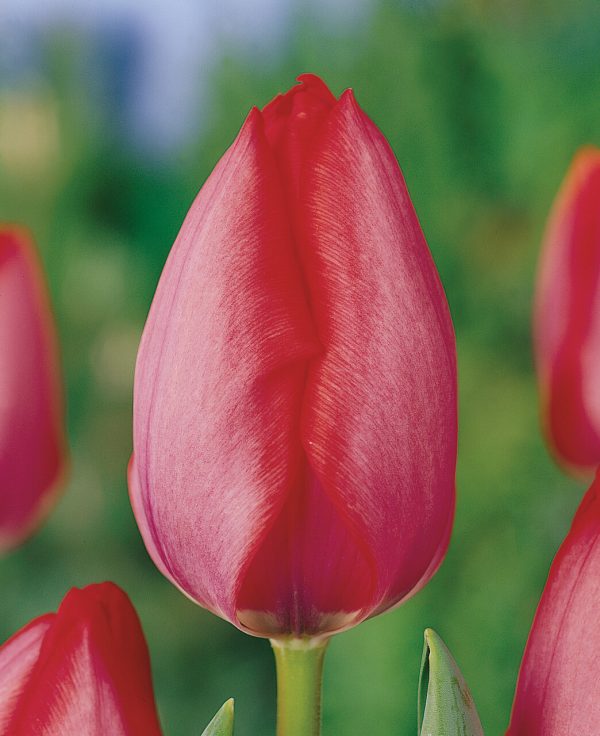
[561, 145, 600, 201]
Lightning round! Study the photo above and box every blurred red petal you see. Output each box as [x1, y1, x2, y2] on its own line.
[0, 227, 67, 551]
[534, 148, 600, 475]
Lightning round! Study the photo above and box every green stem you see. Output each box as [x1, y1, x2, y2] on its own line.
[271, 637, 329, 736]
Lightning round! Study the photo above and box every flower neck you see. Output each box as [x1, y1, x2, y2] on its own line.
[270, 636, 329, 736]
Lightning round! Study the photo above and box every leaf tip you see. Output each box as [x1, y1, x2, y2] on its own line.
[201, 698, 235, 736]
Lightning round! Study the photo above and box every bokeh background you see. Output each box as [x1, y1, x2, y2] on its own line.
[2, 0, 599, 733]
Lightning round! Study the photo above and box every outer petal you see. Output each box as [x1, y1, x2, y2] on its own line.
[299, 89, 456, 613]
[1, 583, 162, 736]
[507, 473, 600, 735]
[132, 108, 319, 626]
[0, 227, 66, 551]
[534, 148, 600, 475]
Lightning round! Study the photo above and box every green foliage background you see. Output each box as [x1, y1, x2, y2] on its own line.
[1, 1, 599, 733]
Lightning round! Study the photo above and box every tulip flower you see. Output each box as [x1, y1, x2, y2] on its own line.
[533, 148, 600, 476]
[130, 74, 456, 643]
[0, 226, 66, 551]
[506, 472, 600, 735]
[0, 582, 163, 735]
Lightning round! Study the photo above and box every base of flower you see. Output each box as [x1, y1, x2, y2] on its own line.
[270, 637, 329, 736]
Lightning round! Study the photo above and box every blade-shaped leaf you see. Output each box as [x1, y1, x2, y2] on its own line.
[418, 629, 483, 736]
[201, 699, 234, 736]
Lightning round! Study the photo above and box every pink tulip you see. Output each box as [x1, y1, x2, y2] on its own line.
[507, 472, 600, 734]
[534, 148, 600, 476]
[0, 582, 162, 735]
[130, 74, 457, 638]
[0, 226, 66, 551]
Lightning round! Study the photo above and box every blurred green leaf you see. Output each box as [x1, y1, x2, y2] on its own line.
[201, 699, 234, 736]
[418, 629, 483, 736]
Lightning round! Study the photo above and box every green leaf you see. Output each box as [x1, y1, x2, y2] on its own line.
[418, 629, 484, 736]
[201, 699, 234, 736]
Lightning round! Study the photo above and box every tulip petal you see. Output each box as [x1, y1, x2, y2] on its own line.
[234, 76, 376, 635]
[507, 473, 600, 735]
[534, 148, 600, 475]
[298, 89, 456, 612]
[133, 108, 320, 625]
[0, 227, 66, 551]
[2, 583, 162, 736]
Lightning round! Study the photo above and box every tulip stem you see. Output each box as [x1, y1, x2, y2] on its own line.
[271, 637, 329, 736]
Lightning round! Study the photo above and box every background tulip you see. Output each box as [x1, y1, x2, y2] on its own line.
[0, 582, 162, 736]
[0, 226, 66, 551]
[131, 74, 457, 640]
[533, 148, 600, 476]
[506, 472, 600, 734]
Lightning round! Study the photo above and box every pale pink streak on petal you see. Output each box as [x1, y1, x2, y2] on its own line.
[128, 454, 200, 610]
[0, 615, 53, 730]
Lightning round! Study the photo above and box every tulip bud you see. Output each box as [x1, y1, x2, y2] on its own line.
[0, 583, 162, 735]
[0, 226, 66, 551]
[533, 148, 600, 476]
[130, 74, 457, 638]
[506, 472, 600, 734]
